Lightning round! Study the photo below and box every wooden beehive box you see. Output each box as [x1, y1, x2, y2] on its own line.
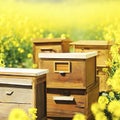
[69, 40, 113, 92]
[38, 52, 97, 89]
[70, 40, 112, 67]
[33, 38, 72, 67]
[0, 68, 48, 120]
[38, 52, 98, 119]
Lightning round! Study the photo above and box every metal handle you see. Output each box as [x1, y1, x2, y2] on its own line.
[6, 91, 14, 95]
[53, 96, 74, 101]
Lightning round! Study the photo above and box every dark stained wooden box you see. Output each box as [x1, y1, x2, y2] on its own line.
[33, 38, 72, 67]
[38, 52, 97, 89]
[47, 80, 99, 120]
[0, 68, 48, 120]
[38, 52, 98, 119]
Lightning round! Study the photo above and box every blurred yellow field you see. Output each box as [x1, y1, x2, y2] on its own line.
[0, 0, 120, 67]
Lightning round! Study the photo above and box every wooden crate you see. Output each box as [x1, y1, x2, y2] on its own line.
[70, 40, 113, 92]
[33, 38, 72, 67]
[70, 40, 112, 67]
[0, 68, 48, 120]
[38, 52, 97, 89]
[47, 80, 99, 120]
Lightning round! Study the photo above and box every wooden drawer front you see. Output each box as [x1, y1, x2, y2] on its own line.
[0, 103, 32, 120]
[0, 85, 32, 103]
[0, 77, 32, 86]
[47, 90, 86, 118]
[40, 58, 96, 89]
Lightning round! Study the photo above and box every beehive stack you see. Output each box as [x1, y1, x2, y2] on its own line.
[70, 40, 113, 92]
[33, 38, 72, 67]
[0, 68, 48, 120]
[38, 52, 99, 120]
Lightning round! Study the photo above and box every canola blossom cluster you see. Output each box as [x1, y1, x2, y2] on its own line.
[8, 108, 37, 120]
[0, 0, 69, 68]
[73, 9, 120, 120]
[90, 21, 120, 120]
[91, 91, 120, 120]
[1, 0, 120, 68]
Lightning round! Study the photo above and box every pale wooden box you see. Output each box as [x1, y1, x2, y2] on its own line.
[33, 38, 72, 67]
[0, 68, 48, 120]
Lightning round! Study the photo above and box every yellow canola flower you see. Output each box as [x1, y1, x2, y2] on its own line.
[0, 59, 5, 67]
[102, 67, 108, 73]
[18, 48, 24, 53]
[32, 64, 38, 68]
[47, 33, 54, 39]
[106, 77, 112, 88]
[27, 53, 33, 58]
[72, 113, 86, 120]
[8, 108, 28, 120]
[12, 40, 20, 47]
[112, 79, 120, 92]
[95, 111, 107, 120]
[61, 33, 67, 39]
[109, 91, 115, 98]
[0, 53, 5, 67]
[108, 100, 120, 117]
[110, 45, 120, 61]
[28, 108, 37, 120]
[110, 68, 120, 91]
[91, 103, 103, 115]
[105, 59, 112, 67]
[110, 45, 119, 54]
[112, 116, 120, 120]
[98, 96, 109, 107]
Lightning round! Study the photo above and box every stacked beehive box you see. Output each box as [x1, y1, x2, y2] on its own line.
[38, 52, 99, 120]
[70, 40, 113, 92]
[0, 68, 48, 120]
[33, 38, 72, 67]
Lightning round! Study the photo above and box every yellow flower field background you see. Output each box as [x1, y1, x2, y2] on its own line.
[1, 0, 120, 68]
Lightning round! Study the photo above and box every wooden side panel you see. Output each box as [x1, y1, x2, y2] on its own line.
[35, 78, 47, 119]
[86, 57, 96, 87]
[97, 67, 110, 92]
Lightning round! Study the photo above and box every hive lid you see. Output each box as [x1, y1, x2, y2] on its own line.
[70, 40, 113, 49]
[33, 38, 71, 43]
[38, 51, 97, 59]
[0, 67, 48, 76]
